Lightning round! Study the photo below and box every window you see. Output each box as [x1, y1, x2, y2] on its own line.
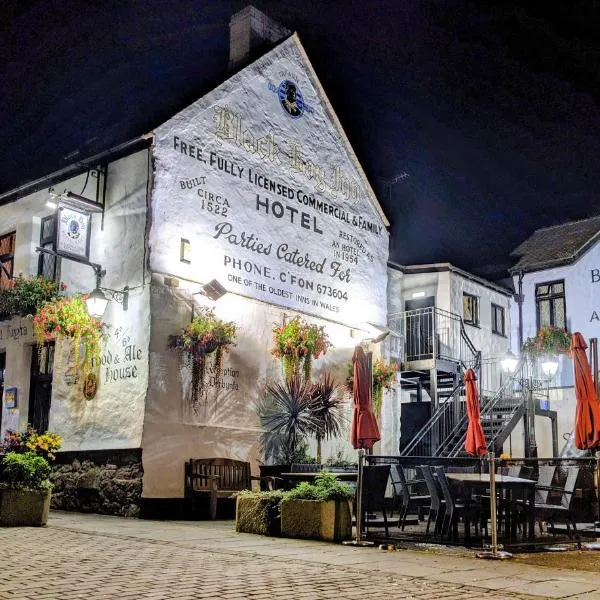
[463, 293, 479, 326]
[491, 303, 505, 336]
[38, 215, 58, 280]
[0, 232, 16, 290]
[536, 280, 566, 330]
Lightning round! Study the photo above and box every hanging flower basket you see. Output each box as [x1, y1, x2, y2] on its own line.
[271, 316, 332, 381]
[345, 357, 399, 415]
[33, 295, 105, 381]
[168, 308, 237, 411]
[522, 326, 572, 360]
[0, 276, 65, 321]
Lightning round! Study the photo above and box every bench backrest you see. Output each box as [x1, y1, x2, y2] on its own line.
[185, 458, 251, 493]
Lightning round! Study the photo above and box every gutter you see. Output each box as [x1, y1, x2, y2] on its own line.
[0, 135, 153, 206]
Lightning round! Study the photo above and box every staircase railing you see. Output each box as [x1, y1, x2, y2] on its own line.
[399, 383, 465, 456]
[390, 307, 481, 372]
[442, 356, 529, 457]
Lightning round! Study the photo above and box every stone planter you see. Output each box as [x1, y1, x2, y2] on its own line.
[280, 498, 352, 542]
[0, 488, 51, 526]
[236, 494, 281, 536]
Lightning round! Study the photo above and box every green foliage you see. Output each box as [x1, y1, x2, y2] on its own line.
[1, 451, 52, 491]
[257, 375, 318, 464]
[310, 372, 345, 444]
[324, 449, 355, 468]
[285, 470, 354, 502]
[522, 326, 572, 359]
[0, 276, 64, 320]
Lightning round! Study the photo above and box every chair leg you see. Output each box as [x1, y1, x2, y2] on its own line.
[383, 506, 389, 538]
[401, 503, 409, 531]
[426, 510, 433, 536]
[209, 481, 218, 520]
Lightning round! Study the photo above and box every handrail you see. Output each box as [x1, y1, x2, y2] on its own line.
[441, 356, 528, 456]
[400, 382, 464, 456]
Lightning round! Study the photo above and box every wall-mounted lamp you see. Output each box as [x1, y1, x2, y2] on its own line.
[45, 200, 58, 210]
[190, 279, 227, 320]
[412, 291, 426, 298]
[85, 271, 129, 318]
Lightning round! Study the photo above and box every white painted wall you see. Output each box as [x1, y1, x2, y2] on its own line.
[0, 150, 150, 450]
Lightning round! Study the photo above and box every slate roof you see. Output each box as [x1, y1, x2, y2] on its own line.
[509, 215, 600, 273]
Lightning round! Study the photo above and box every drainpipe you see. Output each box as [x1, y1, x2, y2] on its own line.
[516, 270, 525, 350]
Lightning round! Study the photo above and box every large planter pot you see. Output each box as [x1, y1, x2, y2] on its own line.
[280, 498, 352, 542]
[0, 488, 51, 527]
[236, 495, 281, 536]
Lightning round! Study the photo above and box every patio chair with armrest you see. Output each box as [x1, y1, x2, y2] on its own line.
[532, 466, 580, 544]
[390, 464, 430, 531]
[435, 466, 476, 540]
[421, 465, 444, 537]
[360, 464, 391, 537]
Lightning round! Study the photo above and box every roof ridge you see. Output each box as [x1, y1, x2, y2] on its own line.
[531, 214, 600, 234]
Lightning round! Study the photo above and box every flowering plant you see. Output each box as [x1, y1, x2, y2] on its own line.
[345, 357, 399, 415]
[522, 326, 572, 359]
[33, 295, 105, 379]
[0, 276, 65, 320]
[168, 308, 237, 411]
[2, 427, 63, 460]
[271, 316, 332, 381]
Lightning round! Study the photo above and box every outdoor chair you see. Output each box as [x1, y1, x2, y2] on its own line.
[360, 464, 391, 537]
[435, 466, 475, 540]
[421, 465, 444, 537]
[447, 466, 476, 473]
[291, 463, 323, 473]
[534, 465, 558, 504]
[390, 464, 430, 531]
[532, 466, 581, 544]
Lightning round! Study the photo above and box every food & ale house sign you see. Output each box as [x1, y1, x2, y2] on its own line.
[152, 38, 389, 326]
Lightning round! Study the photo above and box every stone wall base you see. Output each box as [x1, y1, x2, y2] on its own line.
[50, 449, 143, 518]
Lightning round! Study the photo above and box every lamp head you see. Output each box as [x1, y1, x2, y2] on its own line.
[501, 350, 518, 374]
[541, 358, 559, 378]
[86, 287, 109, 318]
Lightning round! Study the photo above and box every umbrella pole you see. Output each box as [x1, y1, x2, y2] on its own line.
[477, 452, 512, 560]
[343, 448, 373, 546]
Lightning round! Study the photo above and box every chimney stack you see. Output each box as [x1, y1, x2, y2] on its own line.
[229, 6, 290, 72]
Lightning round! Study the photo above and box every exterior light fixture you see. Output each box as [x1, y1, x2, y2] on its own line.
[86, 272, 129, 318]
[412, 291, 426, 298]
[45, 201, 57, 210]
[541, 358, 559, 378]
[501, 350, 518, 374]
[202, 279, 227, 301]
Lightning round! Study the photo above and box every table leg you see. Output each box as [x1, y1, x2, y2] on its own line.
[528, 486, 535, 539]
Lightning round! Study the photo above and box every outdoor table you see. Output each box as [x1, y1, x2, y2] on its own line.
[446, 473, 536, 540]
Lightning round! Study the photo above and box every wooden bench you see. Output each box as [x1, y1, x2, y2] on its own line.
[185, 458, 261, 520]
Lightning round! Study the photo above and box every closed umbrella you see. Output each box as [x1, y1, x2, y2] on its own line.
[350, 345, 380, 449]
[464, 368, 487, 456]
[572, 332, 600, 450]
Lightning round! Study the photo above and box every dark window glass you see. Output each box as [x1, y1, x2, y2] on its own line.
[491, 304, 505, 336]
[38, 215, 58, 280]
[0, 232, 16, 290]
[536, 279, 566, 330]
[463, 293, 479, 326]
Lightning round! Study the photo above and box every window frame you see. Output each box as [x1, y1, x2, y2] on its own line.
[0, 231, 16, 289]
[535, 279, 566, 331]
[37, 214, 59, 281]
[463, 292, 480, 327]
[491, 303, 506, 336]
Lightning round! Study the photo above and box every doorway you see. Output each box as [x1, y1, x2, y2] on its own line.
[28, 343, 54, 432]
[0, 352, 5, 434]
[404, 296, 435, 361]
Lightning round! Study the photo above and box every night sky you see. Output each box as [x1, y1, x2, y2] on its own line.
[2, 1, 600, 281]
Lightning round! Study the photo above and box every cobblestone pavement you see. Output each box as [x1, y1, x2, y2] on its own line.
[1, 513, 599, 600]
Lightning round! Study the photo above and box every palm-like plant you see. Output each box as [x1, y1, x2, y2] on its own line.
[310, 373, 345, 463]
[258, 375, 318, 464]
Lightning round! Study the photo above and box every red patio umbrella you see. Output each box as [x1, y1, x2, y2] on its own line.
[572, 332, 600, 450]
[350, 345, 380, 450]
[464, 368, 487, 456]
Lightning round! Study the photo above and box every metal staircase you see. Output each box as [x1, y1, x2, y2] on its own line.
[400, 357, 531, 457]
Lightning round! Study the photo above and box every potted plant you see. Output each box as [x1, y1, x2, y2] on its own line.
[0, 276, 64, 321]
[309, 373, 345, 463]
[0, 452, 53, 526]
[168, 307, 237, 411]
[280, 471, 353, 542]
[33, 295, 105, 380]
[2, 427, 63, 461]
[271, 316, 331, 381]
[257, 375, 318, 465]
[522, 326, 572, 360]
[235, 489, 284, 536]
